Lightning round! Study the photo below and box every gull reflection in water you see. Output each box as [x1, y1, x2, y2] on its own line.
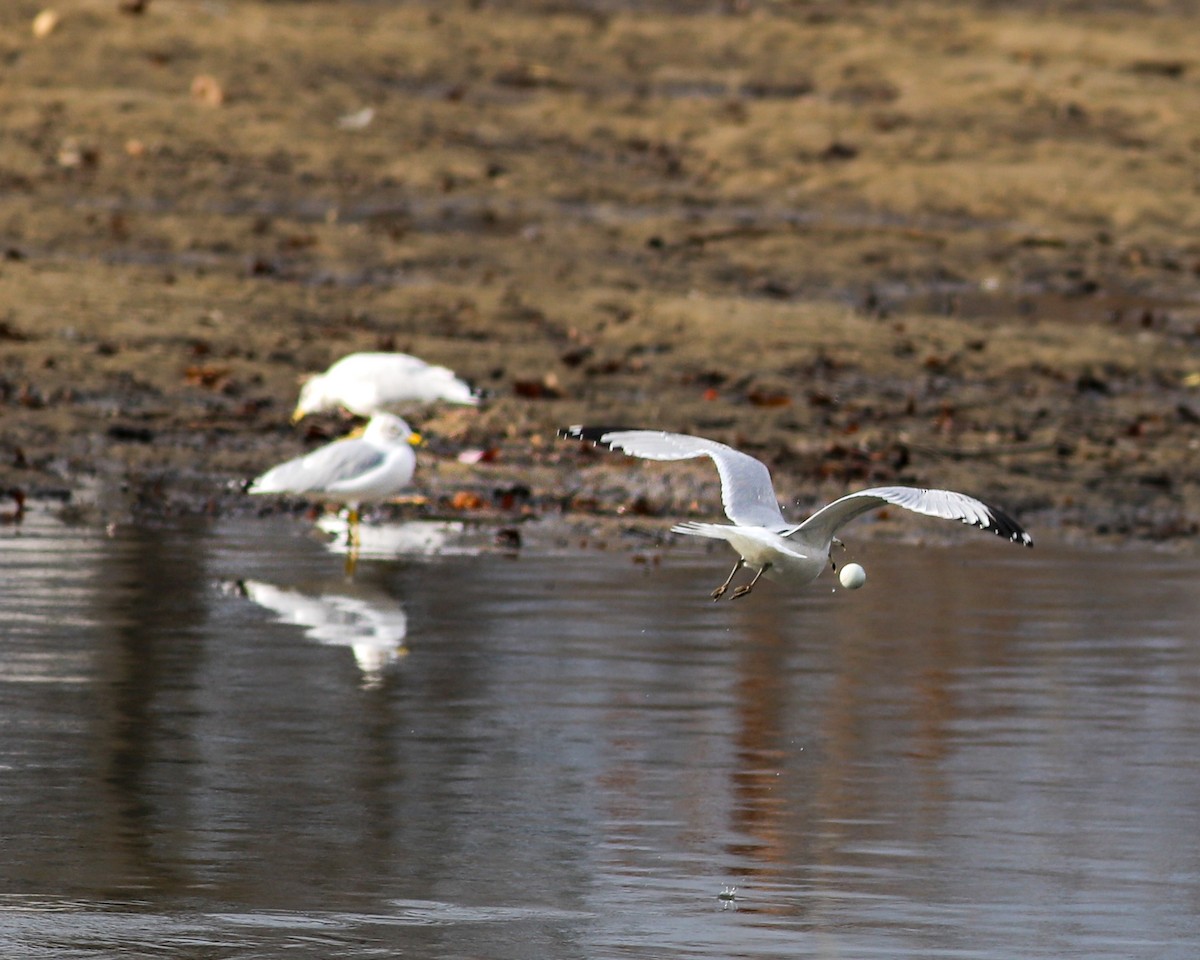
[235, 579, 409, 686]
[316, 516, 483, 561]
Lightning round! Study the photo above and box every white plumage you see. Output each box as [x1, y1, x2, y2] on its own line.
[561, 425, 1032, 600]
[293, 352, 480, 421]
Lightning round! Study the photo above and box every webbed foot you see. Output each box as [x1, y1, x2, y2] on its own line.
[710, 560, 745, 601]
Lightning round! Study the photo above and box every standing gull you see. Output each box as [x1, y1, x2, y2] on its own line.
[293, 352, 481, 422]
[249, 413, 421, 547]
[560, 425, 1032, 600]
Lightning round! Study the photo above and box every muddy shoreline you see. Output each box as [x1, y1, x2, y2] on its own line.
[3, 1, 1200, 545]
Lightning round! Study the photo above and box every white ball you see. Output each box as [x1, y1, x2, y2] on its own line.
[839, 563, 866, 590]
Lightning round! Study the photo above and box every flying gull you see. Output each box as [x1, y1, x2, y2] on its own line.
[561, 425, 1032, 600]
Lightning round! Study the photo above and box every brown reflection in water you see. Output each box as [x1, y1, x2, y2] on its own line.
[92, 523, 212, 895]
[726, 610, 792, 877]
[721, 543, 1040, 901]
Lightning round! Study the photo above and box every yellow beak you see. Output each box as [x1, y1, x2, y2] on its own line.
[408, 432, 425, 447]
[290, 406, 305, 424]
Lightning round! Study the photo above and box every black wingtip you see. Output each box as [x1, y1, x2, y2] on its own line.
[467, 383, 490, 404]
[985, 504, 1033, 548]
[558, 425, 639, 446]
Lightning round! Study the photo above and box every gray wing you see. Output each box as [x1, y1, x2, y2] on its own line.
[789, 485, 1033, 548]
[250, 438, 386, 495]
[560, 425, 787, 529]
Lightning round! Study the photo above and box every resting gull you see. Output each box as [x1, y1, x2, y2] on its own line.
[293, 351, 481, 422]
[560, 425, 1032, 600]
[249, 413, 421, 547]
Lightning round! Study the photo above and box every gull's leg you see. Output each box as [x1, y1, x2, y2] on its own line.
[711, 559, 744, 601]
[344, 505, 362, 578]
[731, 563, 771, 600]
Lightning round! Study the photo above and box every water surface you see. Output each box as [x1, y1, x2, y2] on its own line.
[2, 512, 1199, 958]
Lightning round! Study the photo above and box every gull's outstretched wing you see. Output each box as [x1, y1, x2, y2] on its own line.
[560, 425, 787, 529]
[789, 485, 1033, 548]
[250, 439, 386, 496]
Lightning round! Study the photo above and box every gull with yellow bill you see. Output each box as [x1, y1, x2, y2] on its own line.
[249, 413, 423, 552]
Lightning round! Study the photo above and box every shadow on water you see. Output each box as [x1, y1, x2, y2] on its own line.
[2, 510, 1200, 958]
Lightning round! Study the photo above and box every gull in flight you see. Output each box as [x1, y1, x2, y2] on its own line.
[249, 413, 422, 551]
[293, 352, 481, 422]
[560, 426, 1032, 600]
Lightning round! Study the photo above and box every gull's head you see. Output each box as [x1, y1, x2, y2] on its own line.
[292, 375, 322, 422]
[364, 413, 419, 446]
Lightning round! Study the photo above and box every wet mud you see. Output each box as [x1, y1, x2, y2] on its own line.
[3, 1, 1200, 544]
